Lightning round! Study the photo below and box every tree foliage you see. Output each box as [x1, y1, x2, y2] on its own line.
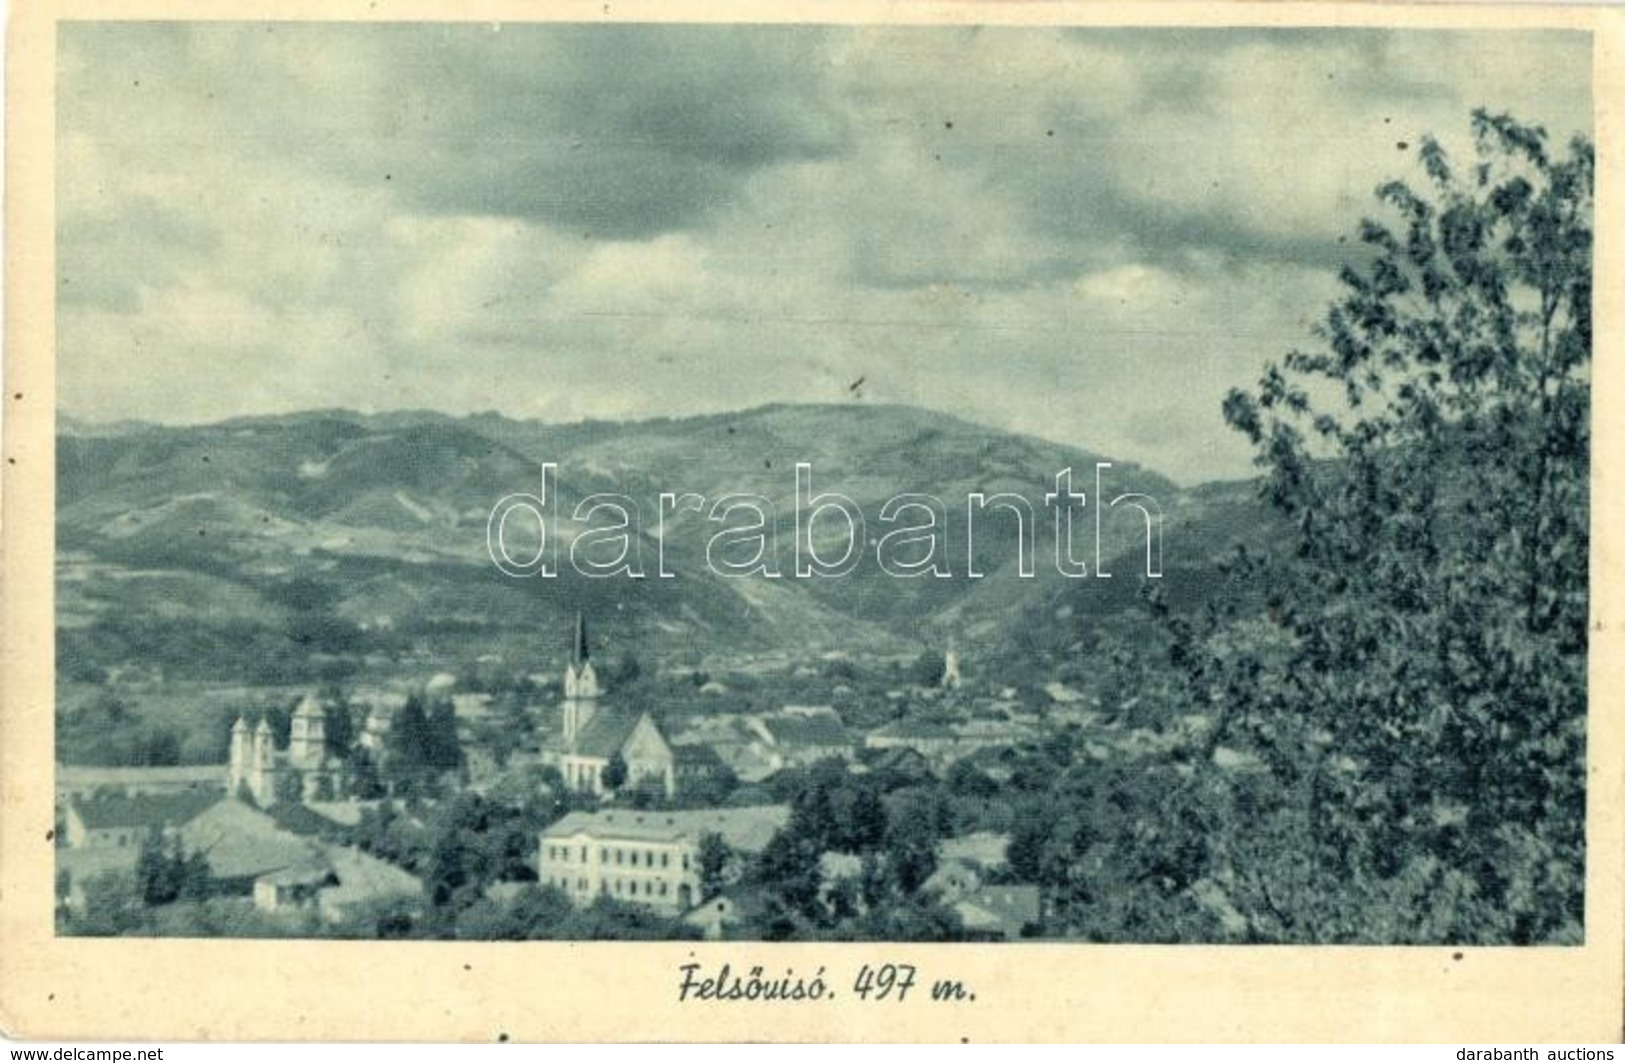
[1193, 111, 1592, 943]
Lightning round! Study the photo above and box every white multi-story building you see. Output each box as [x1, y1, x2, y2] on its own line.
[538, 805, 789, 913]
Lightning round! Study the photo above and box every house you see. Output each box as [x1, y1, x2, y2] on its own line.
[254, 864, 334, 912]
[676, 717, 776, 783]
[671, 742, 732, 793]
[539, 805, 790, 913]
[63, 790, 218, 849]
[862, 745, 935, 783]
[682, 891, 747, 941]
[177, 798, 325, 894]
[746, 706, 853, 769]
[951, 717, 1037, 754]
[253, 842, 422, 920]
[314, 844, 423, 923]
[940, 831, 1011, 869]
[925, 858, 982, 898]
[952, 885, 1042, 940]
[865, 719, 960, 759]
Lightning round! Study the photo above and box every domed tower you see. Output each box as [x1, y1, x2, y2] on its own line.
[289, 693, 327, 770]
[561, 611, 600, 746]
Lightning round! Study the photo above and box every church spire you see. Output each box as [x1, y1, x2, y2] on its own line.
[572, 611, 590, 668]
[562, 610, 600, 744]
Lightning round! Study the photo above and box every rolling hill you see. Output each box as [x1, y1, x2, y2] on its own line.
[56, 402, 1281, 681]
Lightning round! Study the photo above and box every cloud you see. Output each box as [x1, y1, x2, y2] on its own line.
[55, 22, 1593, 484]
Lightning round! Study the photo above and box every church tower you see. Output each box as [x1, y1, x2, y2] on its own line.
[251, 718, 276, 805]
[562, 611, 600, 746]
[227, 716, 251, 795]
[289, 693, 327, 770]
[941, 641, 962, 690]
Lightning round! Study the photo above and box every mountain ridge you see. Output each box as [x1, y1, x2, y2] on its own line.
[56, 402, 1276, 683]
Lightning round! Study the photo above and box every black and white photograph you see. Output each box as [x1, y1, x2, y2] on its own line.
[44, 18, 1596, 956]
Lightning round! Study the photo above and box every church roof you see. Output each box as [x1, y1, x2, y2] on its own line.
[570, 709, 652, 758]
[293, 694, 325, 719]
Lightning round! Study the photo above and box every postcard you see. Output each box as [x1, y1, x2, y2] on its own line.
[3, 0, 1622, 1043]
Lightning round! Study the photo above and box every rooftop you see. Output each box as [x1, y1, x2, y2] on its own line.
[570, 710, 652, 758]
[869, 719, 957, 741]
[68, 790, 219, 831]
[755, 708, 849, 749]
[178, 799, 324, 880]
[940, 831, 1011, 868]
[954, 885, 1042, 936]
[318, 843, 421, 910]
[542, 805, 790, 853]
[56, 763, 223, 795]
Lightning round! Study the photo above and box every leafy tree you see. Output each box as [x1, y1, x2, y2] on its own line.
[507, 883, 576, 938]
[1193, 111, 1592, 943]
[384, 692, 455, 794]
[881, 789, 943, 894]
[134, 832, 213, 908]
[70, 871, 150, 936]
[178, 848, 213, 903]
[425, 698, 463, 772]
[319, 684, 357, 760]
[135, 829, 177, 906]
[696, 831, 732, 901]
[751, 830, 824, 919]
[348, 751, 385, 800]
[828, 774, 888, 852]
[600, 752, 629, 793]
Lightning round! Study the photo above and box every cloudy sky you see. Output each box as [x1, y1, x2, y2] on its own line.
[57, 23, 1591, 483]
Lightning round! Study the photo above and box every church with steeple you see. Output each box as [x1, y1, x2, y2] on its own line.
[544, 612, 718, 799]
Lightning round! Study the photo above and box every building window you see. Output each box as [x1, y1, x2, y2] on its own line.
[580, 845, 588, 862]
[661, 853, 669, 869]
[659, 882, 667, 896]
[616, 850, 623, 865]
[682, 854, 690, 871]
[600, 848, 608, 862]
